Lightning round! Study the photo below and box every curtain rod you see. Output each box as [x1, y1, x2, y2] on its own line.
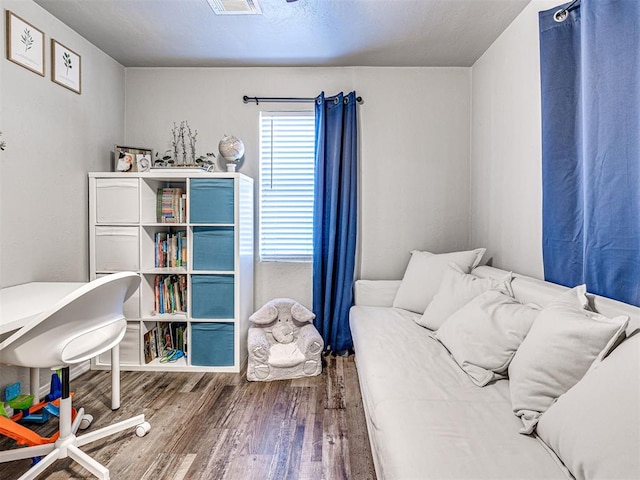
[243, 95, 363, 105]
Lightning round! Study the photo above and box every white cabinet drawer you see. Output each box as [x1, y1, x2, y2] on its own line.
[96, 178, 139, 223]
[95, 226, 139, 271]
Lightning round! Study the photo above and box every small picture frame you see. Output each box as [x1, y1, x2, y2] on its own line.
[114, 146, 153, 173]
[136, 153, 152, 172]
[5, 10, 45, 76]
[51, 39, 81, 94]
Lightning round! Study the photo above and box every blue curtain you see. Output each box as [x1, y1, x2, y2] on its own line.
[312, 91, 358, 354]
[540, 0, 640, 305]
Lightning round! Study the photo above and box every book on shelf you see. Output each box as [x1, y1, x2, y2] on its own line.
[154, 231, 187, 268]
[142, 322, 188, 363]
[156, 322, 173, 357]
[157, 187, 186, 223]
[172, 322, 188, 355]
[143, 329, 158, 364]
[153, 274, 187, 315]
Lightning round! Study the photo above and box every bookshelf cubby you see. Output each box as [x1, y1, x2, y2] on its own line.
[89, 172, 254, 372]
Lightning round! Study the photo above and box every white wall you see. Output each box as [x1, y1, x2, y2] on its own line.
[1, 0, 125, 288]
[469, 0, 558, 278]
[0, 0, 125, 391]
[124, 67, 472, 307]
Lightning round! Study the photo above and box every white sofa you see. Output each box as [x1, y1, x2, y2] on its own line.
[350, 263, 640, 480]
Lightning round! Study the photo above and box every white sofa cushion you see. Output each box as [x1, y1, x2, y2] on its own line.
[536, 333, 640, 480]
[349, 304, 569, 480]
[353, 280, 401, 307]
[433, 289, 540, 386]
[392, 248, 485, 314]
[417, 264, 511, 330]
[508, 285, 628, 434]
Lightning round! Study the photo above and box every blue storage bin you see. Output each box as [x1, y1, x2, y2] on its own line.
[193, 226, 234, 271]
[191, 274, 234, 318]
[190, 179, 234, 224]
[191, 323, 234, 366]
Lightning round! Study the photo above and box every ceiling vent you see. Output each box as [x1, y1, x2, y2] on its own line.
[206, 0, 262, 15]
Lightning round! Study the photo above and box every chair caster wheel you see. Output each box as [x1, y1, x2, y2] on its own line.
[135, 421, 151, 437]
[79, 414, 93, 430]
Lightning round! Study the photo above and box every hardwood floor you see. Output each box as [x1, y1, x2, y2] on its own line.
[0, 356, 376, 480]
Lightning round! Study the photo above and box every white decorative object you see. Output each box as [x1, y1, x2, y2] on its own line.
[536, 334, 640, 480]
[392, 248, 486, 314]
[247, 298, 323, 381]
[417, 264, 511, 330]
[219, 134, 245, 171]
[168, 121, 198, 165]
[432, 289, 540, 386]
[508, 284, 628, 434]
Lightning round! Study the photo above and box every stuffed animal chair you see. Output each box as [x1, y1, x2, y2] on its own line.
[247, 298, 323, 381]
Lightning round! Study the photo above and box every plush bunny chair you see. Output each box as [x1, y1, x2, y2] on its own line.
[247, 298, 323, 381]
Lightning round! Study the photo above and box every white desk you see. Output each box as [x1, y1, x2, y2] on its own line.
[0, 282, 122, 410]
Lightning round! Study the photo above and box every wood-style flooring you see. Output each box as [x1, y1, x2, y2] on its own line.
[0, 356, 376, 480]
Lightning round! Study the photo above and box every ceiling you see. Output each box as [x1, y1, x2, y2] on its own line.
[33, 0, 532, 68]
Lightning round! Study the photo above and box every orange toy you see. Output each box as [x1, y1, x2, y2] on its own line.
[0, 396, 77, 447]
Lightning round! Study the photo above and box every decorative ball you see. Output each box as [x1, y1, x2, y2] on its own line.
[218, 134, 245, 163]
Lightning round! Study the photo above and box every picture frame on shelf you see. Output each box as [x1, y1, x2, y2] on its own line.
[5, 10, 45, 77]
[114, 145, 153, 173]
[136, 153, 152, 172]
[51, 39, 81, 94]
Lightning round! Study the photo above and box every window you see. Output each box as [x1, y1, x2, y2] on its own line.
[259, 111, 315, 261]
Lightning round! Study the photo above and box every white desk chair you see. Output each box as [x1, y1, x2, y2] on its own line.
[0, 272, 150, 480]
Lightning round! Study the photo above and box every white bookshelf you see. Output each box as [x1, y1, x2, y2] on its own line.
[88, 171, 254, 372]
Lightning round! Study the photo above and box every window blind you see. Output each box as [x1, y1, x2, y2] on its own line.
[259, 111, 315, 261]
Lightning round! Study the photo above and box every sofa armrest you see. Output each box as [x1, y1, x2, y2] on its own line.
[247, 327, 270, 362]
[296, 324, 324, 356]
[354, 280, 402, 307]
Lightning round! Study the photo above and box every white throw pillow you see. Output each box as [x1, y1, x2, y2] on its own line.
[432, 289, 540, 386]
[392, 248, 486, 314]
[536, 334, 640, 480]
[508, 285, 628, 434]
[416, 264, 512, 330]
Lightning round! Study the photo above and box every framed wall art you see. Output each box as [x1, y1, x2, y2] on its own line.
[114, 146, 153, 173]
[51, 39, 81, 94]
[5, 10, 45, 76]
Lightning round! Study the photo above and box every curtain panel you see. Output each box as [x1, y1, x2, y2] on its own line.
[312, 91, 358, 353]
[539, 0, 640, 305]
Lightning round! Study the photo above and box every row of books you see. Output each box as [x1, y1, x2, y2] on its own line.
[157, 187, 187, 223]
[143, 322, 187, 363]
[154, 274, 187, 314]
[154, 231, 187, 268]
